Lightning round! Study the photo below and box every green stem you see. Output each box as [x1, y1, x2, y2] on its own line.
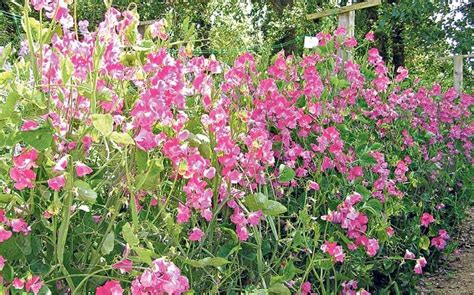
[56, 174, 76, 291]
[124, 147, 139, 229]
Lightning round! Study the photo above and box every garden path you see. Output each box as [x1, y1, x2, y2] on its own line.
[419, 208, 474, 294]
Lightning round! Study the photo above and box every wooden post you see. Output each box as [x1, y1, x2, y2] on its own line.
[337, 11, 355, 60]
[306, 0, 381, 60]
[453, 55, 463, 92]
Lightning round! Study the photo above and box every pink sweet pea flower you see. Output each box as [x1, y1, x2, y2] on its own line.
[203, 167, 216, 179]
[12, 277, 25, 289]
[300, 281, 312, 295]
[404, 249, 416, 259]
[53, 155, 69, 172]
[176, 203, 191, 224]
[414, 257, 427, 274]
[21, 120, 39, 131]
[96, 280, 124, 295]
[321, 241, 345, 263]
[0, 226, 13, 242]
[431, 236, 447, 250]
[236, 225, 249, 241]
[365, 31, 375, 41]
[439, 229, 450, 240]
[308, 181, 320, 191]
[334, 27, 347, 36]
[0, 255, 5, 271]
[386, 226, 394, 237]
[189, 227, 204, 241]
[48, 175, 66, 191]
[75, 162, 93, 177]
[25, 276, 44, 295]
[11, 218, 31, 235]
[347, 166, 363, 181]
[420, 213, 435, 227]
[112, 259, 133, 274]
[248, 210, 263, 226]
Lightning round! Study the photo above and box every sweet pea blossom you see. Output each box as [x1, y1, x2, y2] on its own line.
[48, 175, 66, 191]
[75, 162, 93, 177]
[12, 278, 25, 289]
[420, 213, 435, 227]
[0, 226, 12, 243]
[414, 257, 427, 274]
[96, 280, 124, 295]
[53, 155, 69, 172]
[321, 241, 345, 263]
[11, 218, 31, 235]
[176, 203, 191, 224]
[365, 31, 375, 41]
[10, 148, 38, 190]
[25, 276, 44, 295]
[0, 255, 5, 270]
[404, 249, 416, 259]
[131, 258, 189, 294]
[112, 259, 133, 274]
[189, 227, 204, 241]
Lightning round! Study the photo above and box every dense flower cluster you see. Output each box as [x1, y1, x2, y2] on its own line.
[0, 1, 472, 293]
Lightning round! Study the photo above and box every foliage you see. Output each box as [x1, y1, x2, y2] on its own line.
[0, 2, 472, 294]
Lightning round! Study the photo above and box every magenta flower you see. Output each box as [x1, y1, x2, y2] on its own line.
[347, 166, 363, 181]
[308, 181, 320, 191]
[414, 257, 427, 274]
[10, 148, 38, 190]
[96, 280, 124, 295]
[53, 155, 69, 172]
[321, 241, 345, 263]
[0, 226, 12, 243]
[21, 120, 39, 131]
[12, 277, 25, 289]
[131, 258, 189, 294]
[0, 255, 5, 271]
[365, 31, 375, 41]
[11, 218, 31, 235]
[420, 213, 435, 227]
[404, 249, 416, 259]
[75, 162, 93, 177]
[48, 175, 66, 191]
[189, 227, 204, 241]
[25, 276, 44, 295]
[176, 203, 191, 224]
[112, 259, 133, 274]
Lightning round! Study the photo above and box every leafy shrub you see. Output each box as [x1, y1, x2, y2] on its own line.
[0, 3, 472, 294]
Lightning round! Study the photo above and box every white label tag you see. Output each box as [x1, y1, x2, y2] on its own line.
[304, 36, 319, 48]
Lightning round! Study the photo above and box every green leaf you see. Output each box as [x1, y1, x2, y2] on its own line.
[263, 200, 287, 216]
[279, 165, 295, 182]
[92, 113, 113, 137]
[101, 231, 115, 255]
[314, 257, 333, 270]
[133, 247, 154, 264]
[73, 180, 97, 203]
[244, 193, 268, 211]
[20, 126, 53, 151]
[365, 199, 383, 213]
[356, 185, 371, 201]
[0, 91, 17, 120]
[122, 222, 139, 247]
[268, 283, 291, 295]
[184, 257, 230, 268]
[61, 57, 74, 83]
[360, 153, 377, 166]
[419, 236, 430, 251]
[110, 131, 135, 146]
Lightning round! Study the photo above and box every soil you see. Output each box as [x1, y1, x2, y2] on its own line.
[418, 207, 474, 295]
